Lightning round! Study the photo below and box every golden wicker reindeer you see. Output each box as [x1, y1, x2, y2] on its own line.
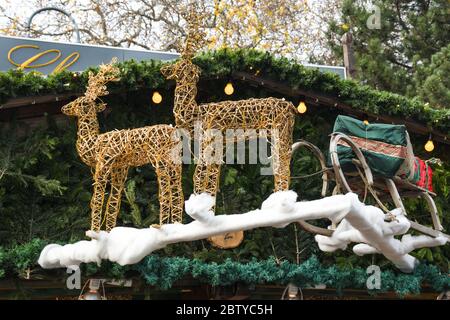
[61, 60, 183, 232]
[161, 10, 297, 205]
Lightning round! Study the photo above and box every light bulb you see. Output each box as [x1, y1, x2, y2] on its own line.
[424, 139, 434, 152]
[152, 91, 162, 104]
[224, 82, 234, 95]
[297, 101, 307, 114]
[287, 283, 300, 300]
[363, 119, 369, 125]
[80, 289, 102, 300]
[79, 279, 106, 300]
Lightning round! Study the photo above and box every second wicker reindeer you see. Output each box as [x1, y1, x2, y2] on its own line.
[161, 10, 297, 203]
[61, 60, 184, 232]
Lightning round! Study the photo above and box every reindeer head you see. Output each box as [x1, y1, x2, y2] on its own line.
[160, 5, 206, 84]
[61, 97, 107, 117]
[62, 59, 120, 117]
[161, 59, 201, 83]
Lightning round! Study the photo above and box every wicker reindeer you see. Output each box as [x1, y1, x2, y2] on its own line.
[62, 60, 183, 232]
[161, 10, 297, 205]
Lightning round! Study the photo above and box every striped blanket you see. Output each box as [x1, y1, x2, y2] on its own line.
[332, 115, 433, 191]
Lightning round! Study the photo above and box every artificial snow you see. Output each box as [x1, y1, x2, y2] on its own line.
[38, 191, 447, 273]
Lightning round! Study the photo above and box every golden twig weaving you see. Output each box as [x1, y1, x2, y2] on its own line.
[161, 7, 297, 203]
[62, 59, 183, 231]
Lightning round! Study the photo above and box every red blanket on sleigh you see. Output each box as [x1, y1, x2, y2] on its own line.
[404, 157, 434, 192]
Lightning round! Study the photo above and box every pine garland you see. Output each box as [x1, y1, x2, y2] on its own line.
[0, 240, 448, 297]
[0, 49, 449, 133]
[137, 255, 449, 297]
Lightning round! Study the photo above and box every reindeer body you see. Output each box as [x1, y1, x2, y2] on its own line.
[198, 98, 296, 129]
[63, 62, 183, 232]
[91, 127, 178, 168]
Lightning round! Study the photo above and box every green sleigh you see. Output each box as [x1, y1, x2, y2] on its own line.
[292, 115, 449, 240]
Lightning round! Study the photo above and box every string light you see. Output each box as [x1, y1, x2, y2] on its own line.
[297, 101, 307, 114]
[78, 279, 106, 300]
[224, 82, 234, 95]
[425, 135, 435, 152]
[281, 283, 303, 300]
[363, 119, 369, 125]
[152, 91, 162, 104]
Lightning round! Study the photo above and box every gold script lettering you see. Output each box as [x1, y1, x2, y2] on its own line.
[52, 52, 80, 73]
[7, 44, 80, 73]
[8, 45, 61, 69]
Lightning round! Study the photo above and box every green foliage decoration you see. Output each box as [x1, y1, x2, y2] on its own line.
[0, 49, 449, 294]
[0, 49, 448, 132]
[137, 255, 450, 297]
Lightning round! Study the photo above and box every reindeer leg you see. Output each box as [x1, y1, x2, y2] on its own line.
[204, 163, 221, 199]
[194, 131, 221, 211]
[105, 166, 128, 231]
[155, 165, 172, 226]
[168, 162, 184, 224]
[193, 129, 209, 195]
[90, 162, 109, 232]
[272, 120, 293, 191]
[194, 163, 221, 212]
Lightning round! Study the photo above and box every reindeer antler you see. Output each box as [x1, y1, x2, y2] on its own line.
[85, 58, 120, 101]
[180, 4, 207, 59]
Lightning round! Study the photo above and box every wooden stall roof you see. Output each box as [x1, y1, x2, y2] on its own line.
[0, 276, 445, 300]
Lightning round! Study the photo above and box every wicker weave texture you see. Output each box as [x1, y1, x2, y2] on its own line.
[62, 61, 183, 231]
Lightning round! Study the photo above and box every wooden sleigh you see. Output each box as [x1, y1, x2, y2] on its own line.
[291, 117, 450, 241]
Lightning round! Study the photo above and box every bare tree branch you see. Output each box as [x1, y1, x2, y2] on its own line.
[0, 0, 342, 62]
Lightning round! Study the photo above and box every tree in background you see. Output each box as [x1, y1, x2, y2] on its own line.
[0, 0, 341, 63]
[413, 44, 450, 109]
[1, 1, 448, 106]
[327, 0, 449, 108]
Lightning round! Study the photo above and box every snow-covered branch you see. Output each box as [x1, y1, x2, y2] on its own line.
[38, 191, 447, 273]
[315, 204, 447, 272]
